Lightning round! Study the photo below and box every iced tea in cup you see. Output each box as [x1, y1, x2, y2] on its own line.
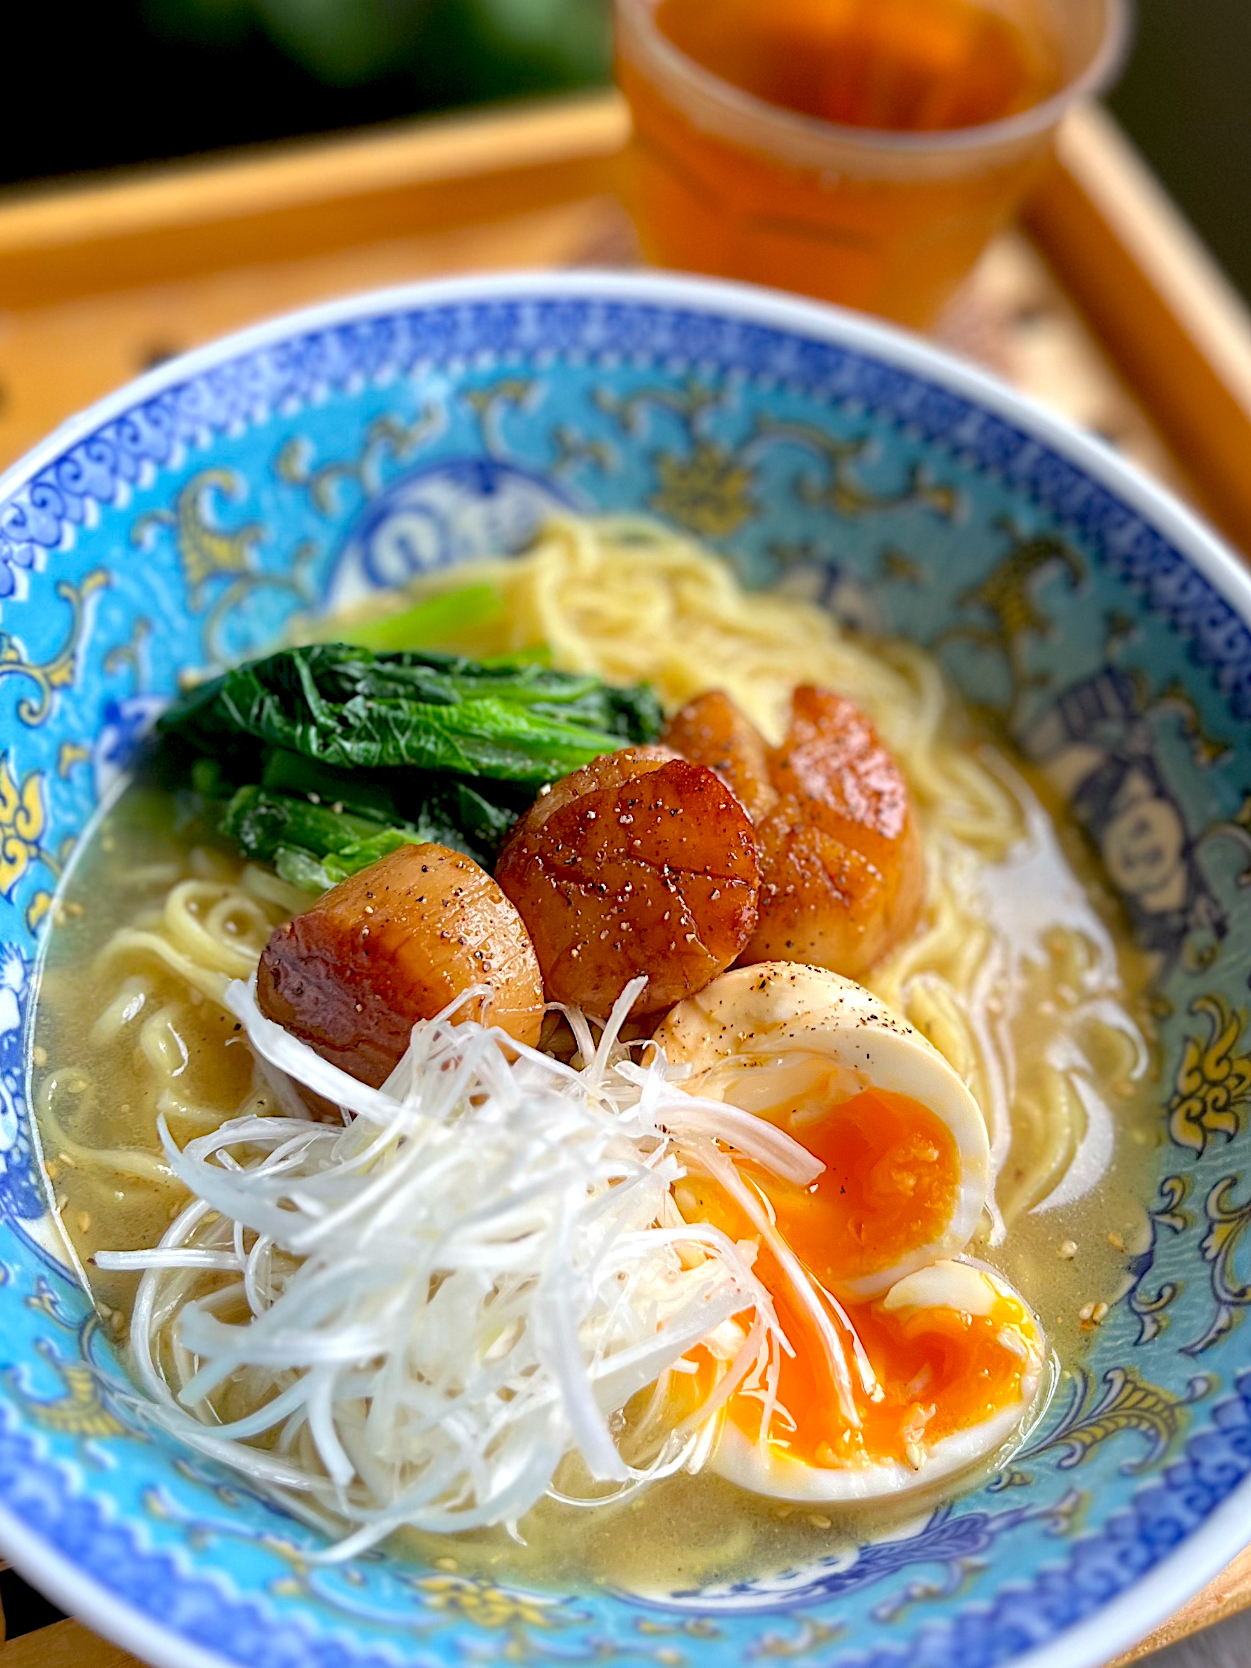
[615, 0, 1130, 328]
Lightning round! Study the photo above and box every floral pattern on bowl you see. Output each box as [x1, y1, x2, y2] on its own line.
[1, 272, 1251, 1668]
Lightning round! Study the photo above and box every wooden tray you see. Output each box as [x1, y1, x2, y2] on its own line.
[2, 89, 1251, 1668]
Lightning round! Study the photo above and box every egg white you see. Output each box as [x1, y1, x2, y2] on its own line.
[654, 963, 991, 1300]
[709, 1261, 1046, 1503]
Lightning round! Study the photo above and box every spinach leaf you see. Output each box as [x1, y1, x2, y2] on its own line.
[158, 643, 662, 892]
[219, 776, 518, 891]
[159, 645, 662, 785]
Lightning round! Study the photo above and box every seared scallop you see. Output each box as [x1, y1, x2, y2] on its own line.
[661, 689, 778, 821]
[257, 842, 544, 1087]
[495, 746, 762, 1018]
[666, 685, 924, 979]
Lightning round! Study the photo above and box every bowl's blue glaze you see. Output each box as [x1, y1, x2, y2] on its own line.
[2, 272, 1251, 1668]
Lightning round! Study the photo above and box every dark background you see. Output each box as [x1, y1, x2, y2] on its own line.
[2, 0, 1249, 303]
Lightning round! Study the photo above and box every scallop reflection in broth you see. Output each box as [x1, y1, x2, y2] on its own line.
[655, 965, 1045, 1501]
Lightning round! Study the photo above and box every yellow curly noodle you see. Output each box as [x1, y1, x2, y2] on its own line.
[33, 843, 306, 1318]
[31, 516, 1157, 1590]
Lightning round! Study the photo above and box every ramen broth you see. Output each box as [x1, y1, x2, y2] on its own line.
[32, 756, 1156, 1593]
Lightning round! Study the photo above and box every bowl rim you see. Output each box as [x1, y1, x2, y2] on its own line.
[2, 266, 1249, 1668]
[4, 266, 1247, 631]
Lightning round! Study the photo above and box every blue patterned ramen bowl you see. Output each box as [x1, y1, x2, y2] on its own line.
[2, 271, 1251, 1668]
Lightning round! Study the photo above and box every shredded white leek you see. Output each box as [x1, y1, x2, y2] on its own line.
[97, 977, 827, 1556]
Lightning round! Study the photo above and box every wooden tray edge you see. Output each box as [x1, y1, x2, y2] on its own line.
[1026, 102, 1251, 554]
[0, 93, 629, 306]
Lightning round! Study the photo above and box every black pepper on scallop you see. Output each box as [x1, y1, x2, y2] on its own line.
[494, 745, 763, 1018]
[257, 842, 544, 1087]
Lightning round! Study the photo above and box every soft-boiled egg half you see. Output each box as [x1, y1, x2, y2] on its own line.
[655, 964, 1046, 1501]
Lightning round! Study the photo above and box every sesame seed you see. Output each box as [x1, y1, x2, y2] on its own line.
[1107, 1232, 1124, 1252]
[1078, 1301, 1095, 1322]
[1058, 1240, 1077, 1260]
[1092, 1302, 1109, 1324]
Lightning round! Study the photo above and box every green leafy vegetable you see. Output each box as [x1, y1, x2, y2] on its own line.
[160, 643, 662, 785]
[157, 643, 663, 893]
[336, 583, 505, 653]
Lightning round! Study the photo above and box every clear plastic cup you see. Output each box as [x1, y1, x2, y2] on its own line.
[615, 0, 1131, 328]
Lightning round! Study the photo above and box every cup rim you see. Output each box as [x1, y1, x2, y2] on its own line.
[614, 0, 1135, 156]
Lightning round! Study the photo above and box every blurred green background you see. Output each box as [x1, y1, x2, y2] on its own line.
[3, 0, 1249, 304]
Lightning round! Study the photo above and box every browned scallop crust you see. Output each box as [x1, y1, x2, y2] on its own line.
[743, 686, 924, 977]
[661, 690, 778, 821]
[257, 843, 544, 1087]
[495, 747, 763, 1018]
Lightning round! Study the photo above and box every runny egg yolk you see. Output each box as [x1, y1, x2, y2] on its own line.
[746, 1080, 961, 1294]
[673, 1080, 1033, 1472]
[745, 1281, 1035, 1470]
[677, 1065, 963, 1294]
